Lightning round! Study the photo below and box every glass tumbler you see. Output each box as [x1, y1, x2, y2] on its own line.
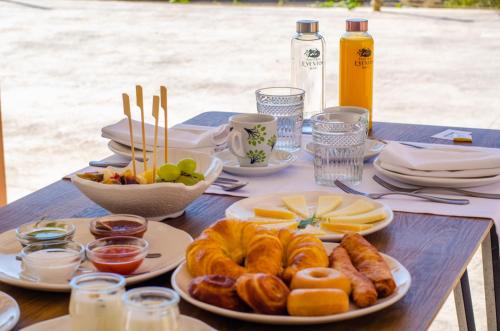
[324, 106, 369, 136]
[70, 272, 126, 331]
[312, 112, 366, 186]
[256, 87, 305, 152]
[123, 287, 180, 331]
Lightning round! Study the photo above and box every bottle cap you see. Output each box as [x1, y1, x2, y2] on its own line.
[296, 20, 319, 33]
[346, 18, 368, 32]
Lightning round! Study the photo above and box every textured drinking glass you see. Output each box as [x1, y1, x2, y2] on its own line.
[324, 106, 369, 136]
[123, 287, 180, 331]
[256, 87, 305, 152]
[312, 112, 366, 186]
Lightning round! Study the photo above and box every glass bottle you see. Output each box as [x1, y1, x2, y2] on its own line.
[339, 18, 374, 130]
[122, 287, 180, 331]
[69, 273, 125, 331]
[291, 20, 326, 123]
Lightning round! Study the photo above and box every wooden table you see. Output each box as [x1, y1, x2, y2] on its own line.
[1, 111, 499, 331]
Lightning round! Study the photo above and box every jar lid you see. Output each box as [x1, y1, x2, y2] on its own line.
[346, 18, 368, 32]
[296, 20, 319, 33]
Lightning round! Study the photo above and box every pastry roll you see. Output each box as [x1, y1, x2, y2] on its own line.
[340, 233, 396, 298]
[235, 273, 289, 314]
[330, 246, 377, 307]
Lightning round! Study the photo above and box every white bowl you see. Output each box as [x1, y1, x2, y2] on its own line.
[71, 149, 223, 221]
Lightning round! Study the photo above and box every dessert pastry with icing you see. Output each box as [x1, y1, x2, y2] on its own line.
[290, 267, 351, 295]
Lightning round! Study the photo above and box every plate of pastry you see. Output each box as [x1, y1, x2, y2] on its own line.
[224, 191, 394, 241]
[171, 219, 411, 325]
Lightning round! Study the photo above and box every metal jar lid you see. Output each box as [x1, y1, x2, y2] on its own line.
[346, 18, 368, 32]
[296, 20, 319, 33]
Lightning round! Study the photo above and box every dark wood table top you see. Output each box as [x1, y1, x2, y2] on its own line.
[1, 111, 497, 331]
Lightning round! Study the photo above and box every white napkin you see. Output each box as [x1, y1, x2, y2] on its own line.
[102, 119, 229, 152]
[377, 142, 500, 178]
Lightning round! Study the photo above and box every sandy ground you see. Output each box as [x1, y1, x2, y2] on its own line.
[0, 0, 499, 329]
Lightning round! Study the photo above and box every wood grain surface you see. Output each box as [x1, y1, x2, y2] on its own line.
[0, 112, 496, 331]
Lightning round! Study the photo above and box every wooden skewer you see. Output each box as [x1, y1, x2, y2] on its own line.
[151, 95, 160, 184]
[160, 86, 168, 163]
[122, 93, 137, 177]
[135, 85, 148, 173]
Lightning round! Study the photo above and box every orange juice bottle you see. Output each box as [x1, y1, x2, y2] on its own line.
[339, 18, 374, 130]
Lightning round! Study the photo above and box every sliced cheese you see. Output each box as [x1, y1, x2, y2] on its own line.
[300, 225, 327, 236]
[320, 222, 374, 233]
[254, 208, 297, 220]
[324, 208, 387, 224]
[260, 221, 299, 231]
[316, 195, 343, 217]
[246, 217, 298, 224]
[321, 199, 376, 219]
[282, 195, 309, 218]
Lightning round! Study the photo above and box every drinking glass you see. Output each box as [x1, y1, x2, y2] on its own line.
[70, 273, 125, 331]
[324, 106, 369, 136]
[312, 112, 366, 186]
[122, 287, 180, 331]
[255, 87, 305, 152]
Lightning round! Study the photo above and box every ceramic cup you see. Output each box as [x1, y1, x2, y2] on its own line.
[228, 114, 277, 167]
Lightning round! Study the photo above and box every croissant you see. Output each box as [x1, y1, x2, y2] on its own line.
[330, 246, 378, 307]
[189, 275, 246, 311]
[235, 273, 289, 314]
[186, 219, 283, 278]
[280, 230, 329, 283]
[341, 233, 396, 298]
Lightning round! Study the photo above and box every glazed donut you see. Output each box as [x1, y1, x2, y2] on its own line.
[189, 275, 246, 311]
[287, 289, 349, 316]
[290, 267, 351, 295]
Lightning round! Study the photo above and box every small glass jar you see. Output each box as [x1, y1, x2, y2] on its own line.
[16, 220, 75, 247]
[122, 287, 180, 331]
[89, 214, 148, 239]
[21, 240, 84, 283]
[70, 273, 125, 331]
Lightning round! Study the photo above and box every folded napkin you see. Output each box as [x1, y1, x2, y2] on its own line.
[378, 142, 500, 178]
[102, 119, 229, 152]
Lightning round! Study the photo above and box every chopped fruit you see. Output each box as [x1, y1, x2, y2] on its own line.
[320, 199, 376, 219]
[316, 196, 343, 217]
[260, 221, 298, 231]
[301, 225, 327, 236]
[324, 208, 387, 224]
[254, 208, 297, 220]
[282, 195, 309, 218]
[158, 163, 181, 182]
[320, 222, 374, 233]
[141, 169, 156, 184]
[246, 217, 298, 224]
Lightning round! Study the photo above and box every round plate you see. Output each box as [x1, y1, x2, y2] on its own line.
[225, 191, 394, 241]
[0, 291, 20, 331]
[305, 139, 385, 160]
[215, 149, 296, 176]
[373, 157, 500, 188]
[0, 218, 192, 292]
[172, 242, 411, 325]
[108, 140, 215, 160]
[20, 314, 216, 331]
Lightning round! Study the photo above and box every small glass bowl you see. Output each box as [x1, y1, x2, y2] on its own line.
[89, 214, 147, 240]
[16, 220, 76, 247]
[21, 240, 84, 283]
[86, 236, 149, 275]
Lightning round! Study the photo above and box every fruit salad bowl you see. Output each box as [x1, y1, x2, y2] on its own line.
[71, 149, 223, 221]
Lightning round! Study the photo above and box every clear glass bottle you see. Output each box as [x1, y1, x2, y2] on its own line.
[291, 20, 326, 123]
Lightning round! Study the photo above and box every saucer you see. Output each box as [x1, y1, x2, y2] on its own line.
[0, 291, 20, 331]
[305, 138, 385, 160]
[214, 150, 296, 176]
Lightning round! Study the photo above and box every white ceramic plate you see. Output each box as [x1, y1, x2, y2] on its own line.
[0, 291, 20, 331]
[305, 139, 385, 160]
[20, 314, 216, 331]
[225, 191, 394, 241]
[108, 140, 215, 159]
[172, 242, 411, 325]
[0, 218, 192, 292]
[215, 149, 296, 176]
[373, 157, 500, 188]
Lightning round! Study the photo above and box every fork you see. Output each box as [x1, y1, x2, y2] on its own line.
[211, 180, 248, 191]
[334, 180, 469, 205]
[373, 175, 500, 199]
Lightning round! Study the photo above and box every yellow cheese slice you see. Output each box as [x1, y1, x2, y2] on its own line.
[254, 208, 297, 220]
[246, 217, 298, 224]
[282, 195, 309, 218]
[321, 199, 376, 218]
[320, 222, 374, 233]
[324, 208, 387, 224]
[316, 195, 343, 217]
[260, 221, 299, 231]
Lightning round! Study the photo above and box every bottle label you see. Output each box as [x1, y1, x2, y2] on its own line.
[354, 47, 373, 69]
[301, 47, 323, 70]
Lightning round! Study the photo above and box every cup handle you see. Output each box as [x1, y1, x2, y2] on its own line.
[228, 131, 246, 159]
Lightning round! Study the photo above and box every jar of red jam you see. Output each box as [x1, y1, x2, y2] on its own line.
[90, 214, 147, 239]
